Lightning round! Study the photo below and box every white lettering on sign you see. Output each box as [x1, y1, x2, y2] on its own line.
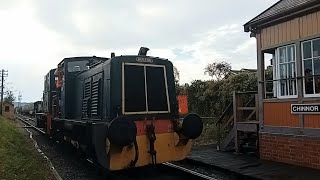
[291, 104, 320, 114]
[136, 57, 153, 63]
[292, 106, 319, 112]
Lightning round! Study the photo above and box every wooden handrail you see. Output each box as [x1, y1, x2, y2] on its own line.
[238, 107, 256, 110]
[215, 92, 257, 126]
[215, 102, 233, 126]
[244, 94, 256, 107]
[222, 115, 234, 130]
[216, 91, 260, 151]
[234, 92, 259, 123]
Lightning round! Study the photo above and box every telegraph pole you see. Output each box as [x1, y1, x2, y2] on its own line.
[0, 69, 8, 115]
[18, 92, 22, 114]
[18, 92, 22, 108]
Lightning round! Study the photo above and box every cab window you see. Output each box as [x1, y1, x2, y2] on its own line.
[67, 61, 89, 72]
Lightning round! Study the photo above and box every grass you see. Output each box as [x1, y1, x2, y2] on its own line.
[0, 116, 55, 180]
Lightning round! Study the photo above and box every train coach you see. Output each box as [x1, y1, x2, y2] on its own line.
[36, 47, 203, 171]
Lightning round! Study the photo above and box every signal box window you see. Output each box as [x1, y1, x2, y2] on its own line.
[5, 106, 9, 112]
[275, 44, 297, 98]
[302, 38, 320, 96]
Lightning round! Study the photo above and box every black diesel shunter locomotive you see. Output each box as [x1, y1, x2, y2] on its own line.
[37, 47, 203, 171]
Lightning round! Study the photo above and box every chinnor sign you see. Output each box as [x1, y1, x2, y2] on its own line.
[291, 104, 320, 114]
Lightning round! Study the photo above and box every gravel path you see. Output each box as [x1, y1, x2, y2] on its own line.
[32, 132, 107, 180]
[16, 119, 106, 180]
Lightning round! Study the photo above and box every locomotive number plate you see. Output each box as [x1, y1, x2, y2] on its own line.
[136, 57, 153, 63]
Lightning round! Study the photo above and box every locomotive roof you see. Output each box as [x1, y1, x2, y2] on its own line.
[57, 55, 170, 66]
[57, 56, 109, 66]
[118, 55, 169, 61]
[56, 47, 170, 66]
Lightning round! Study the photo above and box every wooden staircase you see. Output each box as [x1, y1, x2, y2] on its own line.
[216, 91, 259, 155]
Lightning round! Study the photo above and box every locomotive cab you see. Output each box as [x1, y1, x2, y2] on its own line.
[53, 57, 107, 119]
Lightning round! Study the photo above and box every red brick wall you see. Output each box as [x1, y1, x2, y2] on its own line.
[260, 133, 320, 169]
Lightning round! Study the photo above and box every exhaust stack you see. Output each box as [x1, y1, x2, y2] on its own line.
[138, 47, 149, 56]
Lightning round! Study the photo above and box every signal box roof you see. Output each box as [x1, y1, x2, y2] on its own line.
[244, 0, 319, 32]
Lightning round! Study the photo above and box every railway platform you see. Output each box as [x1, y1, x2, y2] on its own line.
[187, 144, 320, 180]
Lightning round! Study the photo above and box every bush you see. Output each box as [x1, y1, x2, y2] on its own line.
[179, 71, 258, 145]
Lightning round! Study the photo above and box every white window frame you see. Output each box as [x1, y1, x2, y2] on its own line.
[121, 63, 171, 115]
[272, 54, 277, 98]
[301, 38, 320, 97]
[274, 44, 298, 99]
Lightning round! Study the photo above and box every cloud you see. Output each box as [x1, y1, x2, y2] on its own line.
[172, 24, 258, 84]
[0, 0, 278, 102]
[31, 0, 275, 49]
[233, 39, 256, 54]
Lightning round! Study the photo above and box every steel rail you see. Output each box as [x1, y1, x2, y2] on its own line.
[18, 114, 35, 122]
[163, 162, 218, 180]
[16, 114, 45, 134]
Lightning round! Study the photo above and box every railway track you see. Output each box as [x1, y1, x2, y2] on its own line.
[86, 160, 217, 180]
[100, 161, 217, 180]
[16, 114, 217, 180]
[16, 114, 46, 134]
[163, 162, 215, 180]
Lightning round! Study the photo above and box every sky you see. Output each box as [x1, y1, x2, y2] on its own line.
[0, 0, 278, 102]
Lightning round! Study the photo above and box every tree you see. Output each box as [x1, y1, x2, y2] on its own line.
[173, 66, 180, 85]
[204, 61, 232, 81]
[4, 90, 15, 104]
[174, 66, 188, 96]
[184, 70, 257, 117]
[265, 65, 274, 97]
